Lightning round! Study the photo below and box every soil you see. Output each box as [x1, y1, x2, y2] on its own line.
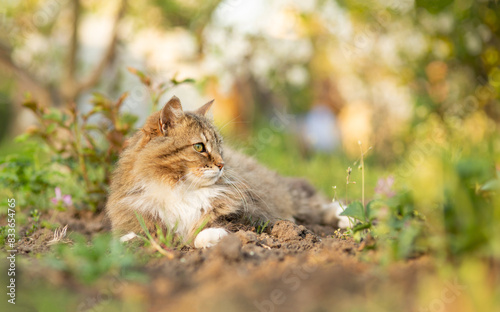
[8, 210, 433, 312]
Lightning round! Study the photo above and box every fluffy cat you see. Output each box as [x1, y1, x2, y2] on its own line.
[106, 96, 338, 248]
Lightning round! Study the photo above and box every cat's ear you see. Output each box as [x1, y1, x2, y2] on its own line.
[195, 99, 215, 117]
[159, 96, 184, 135]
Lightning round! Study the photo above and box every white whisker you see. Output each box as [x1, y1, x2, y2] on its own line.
[222, 176, 249, 212]
[217, 115, 246, 132]
[224, 169, 273, 213]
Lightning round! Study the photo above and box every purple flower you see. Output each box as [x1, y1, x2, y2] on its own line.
[374, 176, 396, 198]
[51, 187, 73, 206]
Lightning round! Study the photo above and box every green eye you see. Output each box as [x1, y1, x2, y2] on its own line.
[193, 143, 205, 153]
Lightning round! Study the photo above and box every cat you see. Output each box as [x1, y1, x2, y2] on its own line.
[106, 96, 339, 248]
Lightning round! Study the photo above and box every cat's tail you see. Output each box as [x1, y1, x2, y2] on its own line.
[285, 177, 349, 229]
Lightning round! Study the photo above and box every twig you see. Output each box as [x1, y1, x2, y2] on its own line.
[0, 42, 55, 105]
[148, 236, 175, 260]
[66, 0, 80, 82]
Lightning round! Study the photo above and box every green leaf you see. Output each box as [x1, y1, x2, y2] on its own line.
[42, 109, 63, 122]
[415, 0, 453, 14]
[22, 100, 38, 112]
[120, 112, 138, 126]
[340, 201, 366, 222]
[14, 133, 32, 143]
[352, 222, 371, 233]
[46, 123, 57, 134]
[171, 77, 195, 85]
[127, 67, 151, 86]
[480, 179, 500, 192]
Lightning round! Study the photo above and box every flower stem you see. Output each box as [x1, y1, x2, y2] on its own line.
[359, 141, 365, 219]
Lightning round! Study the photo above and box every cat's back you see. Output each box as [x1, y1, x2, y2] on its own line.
[221, 146, 297, 219]
[222, 146, 328, 224]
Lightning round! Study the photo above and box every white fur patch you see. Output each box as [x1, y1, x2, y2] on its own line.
[322, 201, 350, 229]
[120, 232, 137, 242]
[194, 228, 228, 248]
[120, 179, 228, 239]
[333, 202, 351, 229]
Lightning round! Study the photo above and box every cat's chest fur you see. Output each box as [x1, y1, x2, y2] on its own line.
[126, 181, 226, 237]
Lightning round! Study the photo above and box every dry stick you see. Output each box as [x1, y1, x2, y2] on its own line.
[344, 168, 354, 228]
[64, 0, 127, 101]
[135, 213, 176, 259]
[148, 237, 175, 260]
[66, 0, 80, 81]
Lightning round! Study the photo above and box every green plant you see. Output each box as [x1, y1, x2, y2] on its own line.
[18, 93, 136, 211]
[0, 226, 8, 245]
[338, 131, 500, 261]
[134, 212, 211, 256]
[333, 141, 430, 258]
[337, 179, 426, 260]
[0, 147, 62, 211]
[336, 142, 375, 235]
[256, 220, 270, 234]
[243, 215, 271, 234]
[14, 69, 193, 211]
[45, 233, 144, 284]
[25, 209, 41, 236]
[135, 212, 176, 259]
[155, 224, 180, 249]
[440, 156, 499, 257]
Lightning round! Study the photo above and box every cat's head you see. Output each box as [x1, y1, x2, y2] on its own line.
[135, 96, 224, 188]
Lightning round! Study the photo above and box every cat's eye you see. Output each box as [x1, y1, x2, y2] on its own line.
[193, 143, 205, 153]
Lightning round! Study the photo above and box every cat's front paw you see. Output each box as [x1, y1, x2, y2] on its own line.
[194, 228, 228, 248]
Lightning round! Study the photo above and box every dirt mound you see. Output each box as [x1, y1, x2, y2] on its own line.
[9, 213, 432, 312]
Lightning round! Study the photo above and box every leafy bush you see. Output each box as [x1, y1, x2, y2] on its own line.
[0, 147, 61, 210]
[16, 92, 137, 211]
[1, 69, 192, 213]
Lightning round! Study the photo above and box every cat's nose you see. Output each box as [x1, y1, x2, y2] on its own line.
[215, 162, 224, 170]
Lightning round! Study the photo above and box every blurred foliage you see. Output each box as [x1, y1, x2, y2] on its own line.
[410, 0, 500, 125]
[0, 144, 61, 210]
[128, 67, 195, 112]
[45, 233, 145, 284]
[241, 130, 384, 199]
[25, 209, 41, 236]
[0, 90, 12, 141]
[151, 0, 221, 32]
[11, 92, 136, 211]
[350, 132, 500, 262]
